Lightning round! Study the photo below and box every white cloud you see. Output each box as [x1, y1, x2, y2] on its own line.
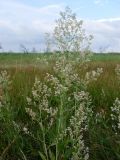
[0, 1, 63, 51]
[84, 18, 120, 52]
[0, 0, 120, 52]
[97, 17, 120, 22]
[94, 0, 102, 5]
[94, 0, 109, 6]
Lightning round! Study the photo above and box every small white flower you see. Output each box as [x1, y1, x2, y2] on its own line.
[23, 127, 29, 134]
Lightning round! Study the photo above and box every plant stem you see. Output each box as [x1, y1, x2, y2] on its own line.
[0, 137, 16, 160]
[39, 122, 48, 160]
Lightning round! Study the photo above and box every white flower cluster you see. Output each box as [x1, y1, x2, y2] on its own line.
[115, 65, 120, 81]
[85, 68, 103, 84]
[26, 77, 58, 128]
[74, 91, 90, 103]
[46, 73, 68, 96]
[68, 92, 92, 160]
[53, 55, 81, 87]
[0, 70, 10, 86]
[110, 65, 120, 133]
[23, 126, 29, 134]
[0, 70, 11, 110]
[54, 7, 93, 53]
[57, 91, 92, 160]
[25, 108, 36, 121]
[111, 98, 120, 132]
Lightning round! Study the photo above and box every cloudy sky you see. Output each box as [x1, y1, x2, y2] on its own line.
[0, 0, 120, 52]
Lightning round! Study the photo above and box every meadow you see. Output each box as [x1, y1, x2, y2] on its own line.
[0, 52, 120, 160]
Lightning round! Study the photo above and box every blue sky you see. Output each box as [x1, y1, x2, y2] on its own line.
[23, 0, 120, 19]
[0, 0, 120, 52]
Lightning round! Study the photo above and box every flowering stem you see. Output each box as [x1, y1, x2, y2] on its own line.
[38, 107, 48, 160]
[56, 141, 58, 160]
[39, 122, 48, 160]
[56, 95, 64, 160]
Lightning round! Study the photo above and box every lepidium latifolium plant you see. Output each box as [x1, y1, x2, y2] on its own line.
[108, 65, 120, 158]
[111, 65, 120, 133]
[24, 51, 103, 160]
[22, 6, 102, 160]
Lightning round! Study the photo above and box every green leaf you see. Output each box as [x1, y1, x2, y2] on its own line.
[49, 149, 55, 160]
[38, 152, 47, 160]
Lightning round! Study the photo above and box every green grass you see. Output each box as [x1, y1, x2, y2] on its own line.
[0, 53, 120, 160]
[1, 52, 71, 65]
[92, 53, 120, 62]
[0, 53, 120, 65]
[0, 53, 119, 108]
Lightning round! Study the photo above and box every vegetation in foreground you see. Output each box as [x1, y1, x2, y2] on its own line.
[0, 53, 120, 160]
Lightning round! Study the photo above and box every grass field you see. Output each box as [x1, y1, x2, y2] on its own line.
[0, 53, 120, 160]
[0, 53, 119, 108]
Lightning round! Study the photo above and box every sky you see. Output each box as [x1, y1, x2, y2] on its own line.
[0, 0, 120, 52]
